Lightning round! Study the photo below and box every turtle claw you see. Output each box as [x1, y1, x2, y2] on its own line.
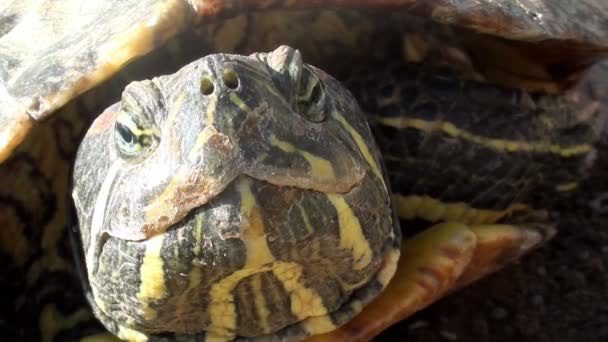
[454, 224, 555, 289]
[309, 222, 554, 342]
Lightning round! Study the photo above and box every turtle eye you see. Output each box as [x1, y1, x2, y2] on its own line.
[295, 66, 329, 122]
[114, 102, 159, 159]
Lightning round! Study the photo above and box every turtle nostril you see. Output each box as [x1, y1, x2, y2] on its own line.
[201, 76, 215, 95]
[223, 69, 239, 89]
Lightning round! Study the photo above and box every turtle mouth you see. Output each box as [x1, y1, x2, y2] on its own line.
[90, 171, 364, 273]
[136, 168, 366, 243]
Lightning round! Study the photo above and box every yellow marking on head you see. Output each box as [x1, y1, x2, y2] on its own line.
[229, 92, 251, 112]
[166, 93, 186, 127]
[393, 194, 532, 225]
[377, 117, 593, 157]
[251, 274, 272, 333]
[333, 112, 386, 191]
[117, 325, 148, 342]
[269, 135, 336, 182]
[269, 135, 296, 152]
[144, 169, 187, 228]
[556, 182, 578, 192]
[269, 135, 336, 181]
[299, 150, 336, 182]
[40, 304, 91, 342]
[188, 125, 217, 163]
[137, 233, 166, 320]
[205, 94, 218, 126]
[326, 194, 373, 271]
[264, 83, 282, 99]
[237, 177, 275, 268]
[272, 262, 328, 319]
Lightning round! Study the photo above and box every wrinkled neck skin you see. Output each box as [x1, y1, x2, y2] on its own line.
[72, 46, 398, 339]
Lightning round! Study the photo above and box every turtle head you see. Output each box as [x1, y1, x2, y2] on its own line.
[72, 46, 399, 339]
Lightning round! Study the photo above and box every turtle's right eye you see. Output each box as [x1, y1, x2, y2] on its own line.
[295, 66, 330, 123]
[114, 103, 159, 159]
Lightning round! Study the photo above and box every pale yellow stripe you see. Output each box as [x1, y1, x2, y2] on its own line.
[378, 116, 592, 157]
[333, 111, 386, 191]
[251, 274, 271, 333]
[205, 93, 218, 126]
[271, 262, 327, 319]
[188, 125, 218, 162]
[165, 92, 186, 126]
[237, 178, 275, 268]
[229, 92, 251, 112]
[137, 233, 166, 320]
[269, 135, 336, 183]
[206, 178, 276, 339]
[326, 194, 373, 271]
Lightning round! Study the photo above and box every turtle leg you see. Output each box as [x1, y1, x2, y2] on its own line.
[308, 222, 554, 342]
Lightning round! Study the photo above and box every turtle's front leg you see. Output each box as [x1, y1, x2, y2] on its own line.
[310, 222, 554, 342]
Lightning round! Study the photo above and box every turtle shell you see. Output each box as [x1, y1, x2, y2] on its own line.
[1, 0, 608, 162]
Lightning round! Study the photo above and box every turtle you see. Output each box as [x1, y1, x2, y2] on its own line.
[1, 1, 608, 341]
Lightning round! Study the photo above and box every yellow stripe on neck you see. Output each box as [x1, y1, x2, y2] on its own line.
[377, 116, 592, 157]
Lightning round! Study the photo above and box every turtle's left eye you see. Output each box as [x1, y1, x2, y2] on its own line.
[114, 103, 159, 159]
[295, 66, 329, 122]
